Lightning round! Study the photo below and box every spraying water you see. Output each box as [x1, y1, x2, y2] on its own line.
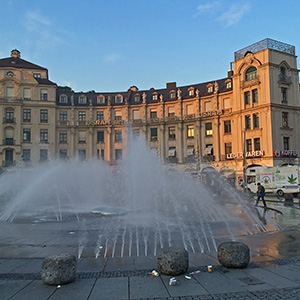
[0, 136, 281, 258]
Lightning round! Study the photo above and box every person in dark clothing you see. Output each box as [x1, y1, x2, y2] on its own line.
[255, 182, 267, 207]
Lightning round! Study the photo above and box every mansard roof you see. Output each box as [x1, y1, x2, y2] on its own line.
[56, 77, 232, 106]
[35, 77, 56, 86]
[0, 56, 47, 70]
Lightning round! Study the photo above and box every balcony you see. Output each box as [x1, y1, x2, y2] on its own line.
[0, 97, 23, 103]
[57, 120, 70, 126]
[3, 117, 16, 124]
[279, 74, 292, 84]
[76, 121, 87, 126]
[3, 138, 15, 145]
[240, 75, 260, 89]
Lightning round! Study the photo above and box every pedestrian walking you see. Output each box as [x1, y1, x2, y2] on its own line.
[255, 182, 267, 207]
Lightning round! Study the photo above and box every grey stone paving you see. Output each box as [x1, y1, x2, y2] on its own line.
[1, 257, 300, 300]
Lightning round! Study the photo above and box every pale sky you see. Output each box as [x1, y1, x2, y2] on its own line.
[1, 0, 300, 92]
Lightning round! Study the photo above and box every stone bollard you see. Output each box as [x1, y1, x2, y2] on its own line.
[157, 247, 189, 276]
[217, 242, 250, 268]
[41, 253, 77, 285]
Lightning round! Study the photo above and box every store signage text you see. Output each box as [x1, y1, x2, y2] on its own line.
[274, 149, 299, 157]
[226, 150, 265, 160]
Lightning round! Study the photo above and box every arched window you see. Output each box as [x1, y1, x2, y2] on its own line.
[97, 95, 105, 104]
[245, 66, 257, 81]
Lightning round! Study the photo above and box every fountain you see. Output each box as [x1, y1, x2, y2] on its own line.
[0, 136, 281, 259]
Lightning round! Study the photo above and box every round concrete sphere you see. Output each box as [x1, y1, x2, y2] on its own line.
[157, 247, 189, 276]
[217, 242, 250, 269]
[41, 253, 77, 285]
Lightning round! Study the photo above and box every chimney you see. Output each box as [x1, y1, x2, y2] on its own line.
[11, 49, 21, 58]
[166, 82, 176, 89]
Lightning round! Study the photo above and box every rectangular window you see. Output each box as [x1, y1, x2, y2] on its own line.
[254, 138, 261, 151]
[168, 147, 176, 157]
[97, 96, 105, 104]
[132, 110, 140, 120]
[252, 89, 258, 103]
[225, 143, 232, 155]
[23, 129, 31, 143]
[224, 120, 231, 134]
[22, 149, 31, 161]
[282, 112, 288, 127]
[134, 95, 140, 102]
[281, 88, 287, 103]
[60, 95, 67, 103]
[204, 102, 212, 112]
[245, 115, 251, 130]
[115, 111, 122, 120]
[244, 91, 251, 105]
[79, 96, 86, 104]
[40, 129, 48, 143]
[60, 111, 67, 121]
[150, 110, 157, 118]
[283, 137, 290, 150]
[41, 89, 48, 101]
[115, 149, 122, 160]
[78, 150, 86, 160]
[78, 131, 86, 143]
[24, 88, 30, 100]
[223, 98, 230, 109]
[186, 104, 194, 115]
[133, 129, 140, 138]
[246, 139, 252, 152]
[168, 127, 176, 140]
[59, 131, 67, 143]
[150, 128, 158, 140]
[115, 130, 122, 142]
[40, 109, 48, 123]
[168, 107, 175, 117]
[6, 109, 14, 122]
[97, 131, 104, 142]
[97, 149, 105, 160]
[23, 109, 31, 122]
[78, 111, 86, 122]
[7, 87, 13, 101]
[187, 125, 194, 138]
[59, 150, 68, 160]
[115, 96, 122, 103]
[253, 113, 259, 128]
[96, 111, 104, 121]
[40, 149, 48, 161]
[205, 123, 212, 136]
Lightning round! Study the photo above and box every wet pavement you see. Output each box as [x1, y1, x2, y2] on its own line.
[1, 198, 300, 299]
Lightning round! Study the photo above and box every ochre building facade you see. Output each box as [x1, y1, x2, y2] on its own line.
[1, 39, 300, 181]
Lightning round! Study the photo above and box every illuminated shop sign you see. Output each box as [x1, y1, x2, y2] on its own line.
[226, 150, 265, 159]
[273, 149, 299, 157]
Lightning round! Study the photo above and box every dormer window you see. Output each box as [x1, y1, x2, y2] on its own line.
[79, 95, 86, 104]
[60, 95, 68, 103]
[152, 93, 158, 101]
[226, 81, 232, 89]
[188, 89, 194, 96]
[134, 95, 140, 102]
[97, 96, 105, 104]
[207, 85, 213, 93]
[115, 95, 123, 103]
[170, 91, 176, 99]
[245, 66, 257, 81]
